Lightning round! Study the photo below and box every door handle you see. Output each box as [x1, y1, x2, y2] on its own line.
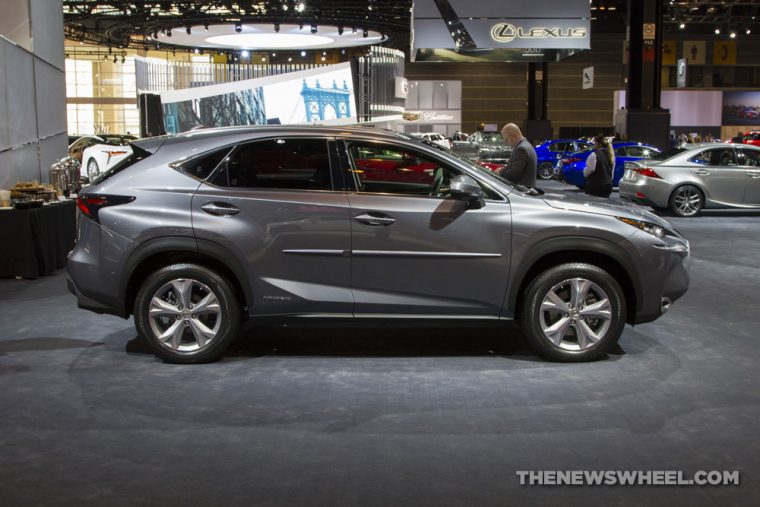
[696, 170, 711, 176]
[200, 202, 240, 216]
[354, 212, 396, 226]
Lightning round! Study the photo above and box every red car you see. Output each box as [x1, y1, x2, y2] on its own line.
[743, 131, 760, 147]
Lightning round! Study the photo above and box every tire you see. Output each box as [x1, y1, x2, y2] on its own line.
[133, 263, 241, 364]
[519, 263, 626, 362]
[537, 161, 555, 180]
[669, 185, 703, 217]
[87, 159, 100, 180]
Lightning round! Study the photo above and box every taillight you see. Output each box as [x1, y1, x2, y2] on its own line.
[77, 194, 135, 222]
[632, 167, 661, 179]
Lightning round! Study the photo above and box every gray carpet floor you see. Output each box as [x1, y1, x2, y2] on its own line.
[1, 183, 759, 506]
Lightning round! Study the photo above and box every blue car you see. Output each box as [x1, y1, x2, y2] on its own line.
[556, 142, 661, 188]
[535, 139, 592, 180]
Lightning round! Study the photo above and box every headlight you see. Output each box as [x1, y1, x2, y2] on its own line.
[617, 217, 666, 239]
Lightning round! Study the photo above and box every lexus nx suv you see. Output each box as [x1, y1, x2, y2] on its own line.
[67, 126, 690, 364]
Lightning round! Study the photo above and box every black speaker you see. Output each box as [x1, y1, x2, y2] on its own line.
[139, 93, 166, 138]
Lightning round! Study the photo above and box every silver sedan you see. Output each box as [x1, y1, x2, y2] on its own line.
[619, 143, 760, 216]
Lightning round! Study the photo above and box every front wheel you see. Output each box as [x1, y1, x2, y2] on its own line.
[86, 159, 100, 180]
[133, 263, 241, 363]
[519, 263, 626, 362]
[537, 161, 556, 180]
[669, 185, 703, 217]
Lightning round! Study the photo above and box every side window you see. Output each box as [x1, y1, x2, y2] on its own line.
[614, 147, 627, 157]
[210, 138, 332, 190]
[626, 146, 647, 157]
[689, 149, 736, 167]
[737, 149, 760, 167]
[348, 142, 462, 198]
[178, 146, 232, 180]
[548, 142, 566, 153]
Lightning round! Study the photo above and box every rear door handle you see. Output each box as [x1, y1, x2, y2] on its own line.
[201, 202, 240, 216]
[354, 212, 396, 226]
[696, 170, 711, 176]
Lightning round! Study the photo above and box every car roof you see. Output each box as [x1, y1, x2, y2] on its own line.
[165, 125, 409, 143]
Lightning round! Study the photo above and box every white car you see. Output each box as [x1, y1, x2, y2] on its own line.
[81, 135, 137, 180]
[409, 132, 452, 150]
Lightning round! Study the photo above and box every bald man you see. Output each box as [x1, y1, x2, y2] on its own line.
[499, 123, 537, 187]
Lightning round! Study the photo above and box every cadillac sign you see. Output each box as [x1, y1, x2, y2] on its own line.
[490, 23, 588, 44]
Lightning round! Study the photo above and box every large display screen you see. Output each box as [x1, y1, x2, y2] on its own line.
[722, 91, 760, 126]
[160, 62, 357, 133]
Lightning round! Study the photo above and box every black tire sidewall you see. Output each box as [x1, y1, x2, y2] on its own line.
[133, 263, 240, 364]
[520, 263, 626, 362]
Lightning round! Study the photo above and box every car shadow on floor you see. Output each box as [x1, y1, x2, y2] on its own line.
[123, 321, 629, 363]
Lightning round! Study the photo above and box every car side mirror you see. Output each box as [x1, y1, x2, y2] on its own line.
[450, 175, 485, 209]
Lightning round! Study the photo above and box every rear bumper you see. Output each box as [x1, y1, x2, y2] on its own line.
[67, 275, 127, 318]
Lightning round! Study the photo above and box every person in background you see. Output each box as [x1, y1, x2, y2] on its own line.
[499, 123, 537, 187]
[583, 134, 615, 199]
[732, 131, 745, 143]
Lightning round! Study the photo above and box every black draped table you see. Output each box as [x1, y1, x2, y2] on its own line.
[0, 200, 77, 279]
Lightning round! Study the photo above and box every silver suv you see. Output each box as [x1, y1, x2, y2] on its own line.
[67, 126, 690, 363]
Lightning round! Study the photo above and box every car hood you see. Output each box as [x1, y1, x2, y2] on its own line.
[541, 190, 672, 228]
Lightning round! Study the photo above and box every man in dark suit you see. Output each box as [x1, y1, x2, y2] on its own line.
[499, 123, 537, 187]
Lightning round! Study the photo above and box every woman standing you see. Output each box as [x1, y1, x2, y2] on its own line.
[583, 134, 615, 198]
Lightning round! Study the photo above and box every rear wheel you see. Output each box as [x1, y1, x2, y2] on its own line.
[519, 263, 626, 362]
[669, 185, 703, 217]
[133, 263, 241, 363]
[538, 161, 556, 180]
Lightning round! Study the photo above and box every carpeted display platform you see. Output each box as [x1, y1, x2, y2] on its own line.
[1, 183, 758, 506]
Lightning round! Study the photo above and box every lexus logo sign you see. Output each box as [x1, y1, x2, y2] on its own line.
[490, 23, 588, 44]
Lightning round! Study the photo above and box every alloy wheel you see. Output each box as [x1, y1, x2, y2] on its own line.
[147, 278, 222, 352]
[672, 186, 702, 216]
[87, 159, 100, 180]
[538, 278, 612, 351]
[538, 161, 555, 180]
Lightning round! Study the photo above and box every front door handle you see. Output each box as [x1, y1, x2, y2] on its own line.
[201, 202, 240, 216]
[354, 212, 396, 226]
[696, 170, 711, 176]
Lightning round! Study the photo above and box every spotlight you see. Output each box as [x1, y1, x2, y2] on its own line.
[715, 27, 720, 34]
[321, 56, 325, 61]
[235, 23, 242, 33]
[311, 25, 317, 34]
[679, 22, 685, 29]
[300, 50, 306, 57]
[362, 28, 368, 38]
[186, 26, 191, 35]
[272, 52, 277, 57]
[730, 31, 736, 39]
[262, 56, 266, 62]
[282, 4, 288, 11]
[194, 48, 199, 54]
[288, 57, 292, 61]
[274, 23, 280, 33]
[338, 26, 343, 36]
[296, 2, 305, 12]
[747, 28, 752, 35]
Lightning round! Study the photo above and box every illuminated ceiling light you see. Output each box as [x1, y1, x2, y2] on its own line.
[311, 25, 317, 34]
[730, 31, 736, 39]
[282, 4, 288, 11]
[715, 27, 720, 34]
[747, 28, 752, 35]
[321, 56, 325, 61]
[241, 49, 250, 57]
[288, 56, 292, 61]
[300, 50, 306, 56]
[679, 22, 685, 29]
[207, 33, 334, 48]
[194, 48, 199, 53]
[262, 56, 266, 61]
[296, 2, 305, 12]
[272, 52, 276, 57]
[235, 23, 242, 33]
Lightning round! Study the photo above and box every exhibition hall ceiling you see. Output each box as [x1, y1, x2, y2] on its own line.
[62, 1, 760, 51]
